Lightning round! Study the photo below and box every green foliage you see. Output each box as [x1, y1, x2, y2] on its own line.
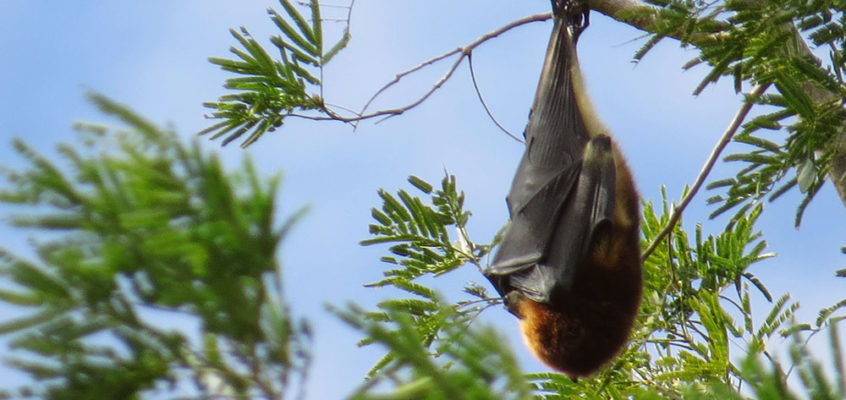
[354, 181, 846, 399]
[330, 175, 527, 397]
[690, 320, 846, 400]
[362, 174, 479, 284]
[637, 0, 845, 93]
[335, 303, 531, 400]
[355, 175, 497, 378]
[0, 94, 309, 399]
[633, 0, 846, 226]
[3, 2, 846, 399]
[708, 87, 845, 226]
[200, 0, 351, 147]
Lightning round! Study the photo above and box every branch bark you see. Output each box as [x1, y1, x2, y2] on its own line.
[590, 0, 661, 29]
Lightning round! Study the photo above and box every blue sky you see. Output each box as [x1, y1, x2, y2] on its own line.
[1, 1, 845, 398]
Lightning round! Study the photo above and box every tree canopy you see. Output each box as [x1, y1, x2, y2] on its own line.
[1, 0, 845, 398]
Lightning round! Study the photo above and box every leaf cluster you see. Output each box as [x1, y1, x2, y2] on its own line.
[362, 175, 478, 284]
[0, 94, 309, 399]
[200, 0, 351, 147]
[335, 303, 531, 400]
[634, 0, 846, 225]
[353, 175, 497, 378]
[683, 321, 846, 400]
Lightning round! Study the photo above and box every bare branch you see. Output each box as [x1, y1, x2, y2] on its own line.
[369, 53, 467, 125]
[641, 84, 769, 262]
[324, 0, 717, 130]
[467, 53, 523, 144]
[315, 12, 553, 127]
[318, 2, 710, 130]
[358, 48, 463, 120]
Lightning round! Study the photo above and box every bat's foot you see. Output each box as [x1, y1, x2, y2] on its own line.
[551, 0, 590, 40]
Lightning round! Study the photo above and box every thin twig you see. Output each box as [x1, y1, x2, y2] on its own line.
[372, 53, 466, 124]
[324, 102, 359, 115]
[339, 12, 552, 126]
[298, 1, 350, 8]
[348, 362, 404, 397]
[719, 294, 745, 314]
[319, 0, 356, 102]
[785, 325, 827, 380]
[467, 54, 524, 143]
[641, 83, 769, 262]
[357, 49, 461, 119]
[645, 338, 697, 352]
[290, 12, 552, 127]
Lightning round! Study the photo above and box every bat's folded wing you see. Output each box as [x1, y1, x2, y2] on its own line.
[484, 17, 616, 303]
[484, 160, 581, 296]
[487, 136, 617, 303]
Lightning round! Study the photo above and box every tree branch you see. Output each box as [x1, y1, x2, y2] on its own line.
[589, 0, 661, 29]
[467, 54, 523, 144]
[312, 12, 553, 126]
[641, 84, 769, 262]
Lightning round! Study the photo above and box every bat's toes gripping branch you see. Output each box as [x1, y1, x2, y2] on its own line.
[551, 0, 590, 40]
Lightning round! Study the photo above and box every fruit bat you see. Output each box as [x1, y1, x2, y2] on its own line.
[483, 1, 642, 378]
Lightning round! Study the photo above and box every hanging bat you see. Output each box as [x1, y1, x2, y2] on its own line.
[483, 0, 641, 379]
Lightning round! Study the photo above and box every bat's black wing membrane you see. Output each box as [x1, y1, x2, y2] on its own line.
[484, 17, 616, 303]
[513, 136, 616, 301]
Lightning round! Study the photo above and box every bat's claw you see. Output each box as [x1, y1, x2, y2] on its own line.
[551, 0, 590, 41]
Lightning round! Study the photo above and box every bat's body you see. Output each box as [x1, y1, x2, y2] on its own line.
[483, 1, 641, 378]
